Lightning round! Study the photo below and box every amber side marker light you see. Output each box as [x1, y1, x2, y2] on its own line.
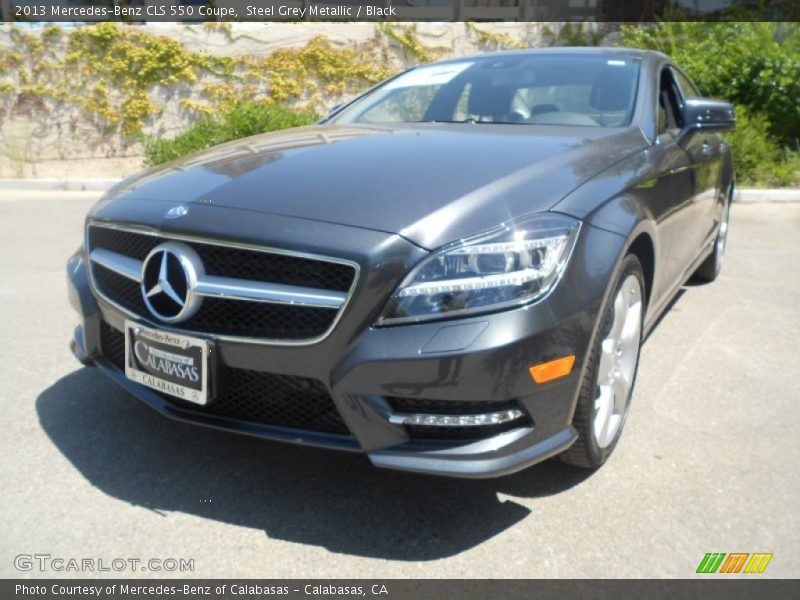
[529, 355, 576, 383]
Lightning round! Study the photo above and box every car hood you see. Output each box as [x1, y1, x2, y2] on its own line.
[108, 123, 648, 249]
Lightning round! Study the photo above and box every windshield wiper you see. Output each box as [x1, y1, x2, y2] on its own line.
[426, 118, 478, 124]
[425, 119, 527, 125]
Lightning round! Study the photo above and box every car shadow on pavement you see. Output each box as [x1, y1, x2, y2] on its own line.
[644, 288, 686, 343]
[36, 368, 593, 561]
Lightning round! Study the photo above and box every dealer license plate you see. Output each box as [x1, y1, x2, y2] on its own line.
[124, 320, 209, 405]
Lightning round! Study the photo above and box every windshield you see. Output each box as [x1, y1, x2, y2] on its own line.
[333, 54, 641, 128]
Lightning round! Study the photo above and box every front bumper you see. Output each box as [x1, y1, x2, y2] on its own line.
[67, 214, 624, 478]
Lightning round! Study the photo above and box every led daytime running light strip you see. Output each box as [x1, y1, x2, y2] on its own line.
[390, 408, 524, 427]
[397, 266, 550, 297]
[448, 235, 566, 255]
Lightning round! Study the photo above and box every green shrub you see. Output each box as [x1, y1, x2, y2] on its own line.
[143, 101, 319, 166]
[619, 23, 800, 186]
[620, 23, 800, 142]
[726, 108, 800, 187]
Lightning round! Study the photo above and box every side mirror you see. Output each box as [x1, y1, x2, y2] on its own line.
[679, 97, 735, 143]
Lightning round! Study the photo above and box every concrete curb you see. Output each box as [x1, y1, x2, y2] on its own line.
[737, 188, 800, 203]
[1, 179, 799, 201]
[0, 178, 119, 192]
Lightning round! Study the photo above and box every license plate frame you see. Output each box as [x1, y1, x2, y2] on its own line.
[124, 320, 210, 406]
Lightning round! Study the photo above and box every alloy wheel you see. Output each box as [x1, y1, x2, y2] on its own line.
[593, 274, 643, 449]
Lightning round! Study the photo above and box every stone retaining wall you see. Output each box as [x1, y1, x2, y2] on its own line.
[0, 22, 575, 177]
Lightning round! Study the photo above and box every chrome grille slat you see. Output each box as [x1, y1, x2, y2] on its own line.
[193, 275, 346, 309]
[86, 222, 359, 345]
[89, 248, 143, 282]
[88, 248, 347, 309]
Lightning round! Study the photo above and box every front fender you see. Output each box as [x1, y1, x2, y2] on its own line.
[553, 148, 666, 329]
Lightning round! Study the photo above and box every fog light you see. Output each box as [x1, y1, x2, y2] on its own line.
[389, 408, 524, 427]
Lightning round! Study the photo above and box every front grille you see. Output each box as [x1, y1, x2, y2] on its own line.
[93, 264, 339, 339]
[88, 224, 357, 342]
[387, 396, 530, 441]
[88, 226, 355, 292]
[187, 297, 337, 340]
[95, 264, 149, 316]
[98, 323, 349, 435]
[89, 227, 161, 263]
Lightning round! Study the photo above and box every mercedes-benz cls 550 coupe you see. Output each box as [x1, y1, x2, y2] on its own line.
[67, 48, 735, 477]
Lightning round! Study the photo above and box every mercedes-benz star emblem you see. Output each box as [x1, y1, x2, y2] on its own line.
[165, 204, 189, 219]
[140, 242, 204, 323]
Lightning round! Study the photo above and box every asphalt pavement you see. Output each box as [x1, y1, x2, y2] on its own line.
[1, 190, 798, 578]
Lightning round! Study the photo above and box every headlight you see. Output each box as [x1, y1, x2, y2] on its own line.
[376, 213, 580, 325]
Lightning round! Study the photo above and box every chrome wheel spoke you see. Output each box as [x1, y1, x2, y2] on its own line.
[593, 385, 613, 446]
[612, 376, 628, 413]
[610, 288, 628, 341]
[618, 351, 636, 389]
[602, 415, 621, 448]
[598, 339, 616, 383]
[620, 300, 641, 346]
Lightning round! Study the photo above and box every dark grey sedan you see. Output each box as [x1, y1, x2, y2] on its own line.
[67, 48, 735, 477]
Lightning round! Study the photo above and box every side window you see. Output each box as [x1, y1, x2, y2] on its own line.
[658, 68, 683, 135]
[672, 68, 700, 98]
[657, 92, 668, 134]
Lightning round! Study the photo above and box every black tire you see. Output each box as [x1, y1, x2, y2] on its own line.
[559, 254, 645, 469]
[692, 195, 732, 283]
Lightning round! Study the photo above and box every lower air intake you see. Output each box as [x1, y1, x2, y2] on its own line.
[99, 322, 350, 436]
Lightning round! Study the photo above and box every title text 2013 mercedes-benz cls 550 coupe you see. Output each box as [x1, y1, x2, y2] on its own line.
[67, 48, 735, 477]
